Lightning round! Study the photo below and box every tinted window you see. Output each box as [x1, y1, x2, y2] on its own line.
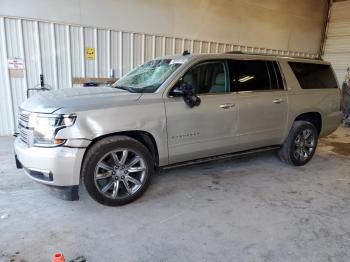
[229, 60, 271, 92]
[182, 61, 228, 94]
[267, 61, 284, 90]
[289, 62, 338, 89]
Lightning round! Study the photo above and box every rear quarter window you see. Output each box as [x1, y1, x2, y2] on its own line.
[288, 62, 338, 89]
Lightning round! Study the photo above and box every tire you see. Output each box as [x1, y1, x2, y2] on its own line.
[278, 121, 318, 166]
[82, 135, 154, 206]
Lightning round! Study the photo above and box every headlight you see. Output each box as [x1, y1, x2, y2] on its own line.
[29, 113, 76, 147]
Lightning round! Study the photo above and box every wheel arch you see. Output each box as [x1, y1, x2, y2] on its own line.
[82, 130, 160, 170]
[294, 112, 322, 134]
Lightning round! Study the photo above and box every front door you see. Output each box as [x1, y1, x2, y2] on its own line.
[164, 60, 238, 164]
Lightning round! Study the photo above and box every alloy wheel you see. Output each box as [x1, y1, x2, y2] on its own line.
[293, 128, 315, 161]
[94, 149, 147, 199]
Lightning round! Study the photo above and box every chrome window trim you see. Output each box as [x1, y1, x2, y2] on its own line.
[236, 89, 287, 94]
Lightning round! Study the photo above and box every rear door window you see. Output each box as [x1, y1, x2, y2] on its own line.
[288, 62, 338, 89]
[228, 60, 283, 92]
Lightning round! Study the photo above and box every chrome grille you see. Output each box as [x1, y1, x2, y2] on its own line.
[19, 111, 30, 124]
[19, 127, 29, 144]
[18, 110, 31, 146]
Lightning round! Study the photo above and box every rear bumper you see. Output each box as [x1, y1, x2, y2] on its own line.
[14, 137, 86, 186]
[320, 111, 343, 137]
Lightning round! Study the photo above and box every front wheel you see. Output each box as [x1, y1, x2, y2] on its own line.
[82, 136, 154, 206]
[278, 121, 318, 166]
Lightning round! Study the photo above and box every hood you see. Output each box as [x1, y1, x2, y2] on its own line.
[21, 86, 142, 114]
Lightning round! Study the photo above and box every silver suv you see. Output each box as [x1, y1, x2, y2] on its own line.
[14, 53, 342, 206]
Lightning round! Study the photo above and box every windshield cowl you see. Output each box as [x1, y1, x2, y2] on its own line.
[113, 85, 138, 93]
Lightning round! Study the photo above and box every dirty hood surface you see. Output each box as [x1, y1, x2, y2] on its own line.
[20, 86, 142, 113]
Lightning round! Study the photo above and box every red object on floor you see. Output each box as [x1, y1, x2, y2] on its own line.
[52, 252, 65, 262]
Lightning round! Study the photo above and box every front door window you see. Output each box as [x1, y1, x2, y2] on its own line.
[182, 61, 228, 94]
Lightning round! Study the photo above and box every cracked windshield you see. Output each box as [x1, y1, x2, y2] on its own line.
[114, 59, 184, 93]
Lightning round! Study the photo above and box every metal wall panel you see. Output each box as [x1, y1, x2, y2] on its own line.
[22, 20, 41, 93]
[4, 18, 26, 128]
[144, 35, 153, 63]
[184, 39, 191, 53]
[97, 29, 109, 78]
[122, 32, 131, 76]
[110, 31, 121, 79]
[193, 40, 201, 53]
[0, 17, 15, 135]
[133, 33, 143, 70]
[154, 36, 163, 58]
[323, 0, 350, 84]
[39, 22, 57, 90]
[164, 37, 173, 56]
[70, 26, 84, 79]
[84, 27, 96, 77]
[55, 24, 71, 89]
[0, 16, 318, 136]
[174, 38, 182, 54]
[202, 41, 209, 53]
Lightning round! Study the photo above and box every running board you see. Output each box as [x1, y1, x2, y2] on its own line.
[162, 145, 281, 170]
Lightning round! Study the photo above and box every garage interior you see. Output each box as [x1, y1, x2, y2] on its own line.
[0, 0, 350, 261]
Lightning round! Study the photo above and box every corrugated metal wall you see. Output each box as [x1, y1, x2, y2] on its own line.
[323, 0, 350, 84]
[0, 16, 319, 136]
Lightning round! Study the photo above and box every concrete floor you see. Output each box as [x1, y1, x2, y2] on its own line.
[1, 127, 350, 262]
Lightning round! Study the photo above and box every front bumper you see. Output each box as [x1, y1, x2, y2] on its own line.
[14, 137, 86, 187]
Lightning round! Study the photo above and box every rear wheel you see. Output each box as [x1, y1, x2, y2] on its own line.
[278, 121, 318, 166]
[82, 136, 154, 206]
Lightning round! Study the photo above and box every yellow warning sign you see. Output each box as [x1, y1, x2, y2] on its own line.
[85, 47, 95, 60]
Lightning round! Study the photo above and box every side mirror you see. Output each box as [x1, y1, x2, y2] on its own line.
[184, 93, 201, 108]
[170, 82, 194, 96]
[170, 82, 201, 108]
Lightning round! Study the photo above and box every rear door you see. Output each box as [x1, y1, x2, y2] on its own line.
[228, 59, 288, 150]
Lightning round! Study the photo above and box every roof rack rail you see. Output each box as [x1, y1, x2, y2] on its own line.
[224, 50, 321, 60]
[225, 51, 244, 54]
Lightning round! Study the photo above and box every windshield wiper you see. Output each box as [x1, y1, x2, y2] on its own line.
[114, 85, 135, 93]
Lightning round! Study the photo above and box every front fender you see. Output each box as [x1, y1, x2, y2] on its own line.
[55, 97, 169, 166]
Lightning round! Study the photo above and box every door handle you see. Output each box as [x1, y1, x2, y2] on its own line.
[272, 98, 284, 104]
[219, 103, 235, 109]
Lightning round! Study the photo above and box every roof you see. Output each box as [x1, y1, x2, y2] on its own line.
[157, 52, 330, 65]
